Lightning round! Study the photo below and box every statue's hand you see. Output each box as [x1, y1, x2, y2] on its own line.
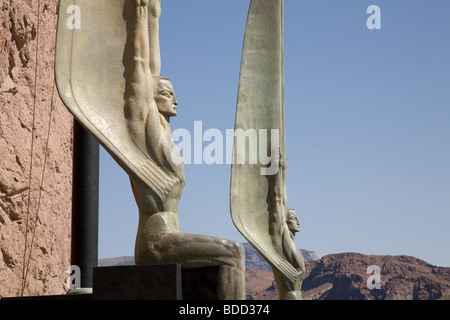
[133, 0, 160, 18]
[133, 0, 149, 7]
[149, 0, 161, 18]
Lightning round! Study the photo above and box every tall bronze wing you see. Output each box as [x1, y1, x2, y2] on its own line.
[230, 0, 298, 282]
[55, 0, 180, 200]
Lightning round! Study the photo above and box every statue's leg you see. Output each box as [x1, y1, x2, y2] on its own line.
[140, 231, 246, 300]
[273, 270, 302, 300]
[165, 232, 246, 300]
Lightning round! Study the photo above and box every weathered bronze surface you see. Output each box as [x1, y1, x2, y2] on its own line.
[231, 0, 305, 299]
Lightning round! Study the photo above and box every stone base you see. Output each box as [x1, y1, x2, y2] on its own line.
[181, 265, 219, 300]
[93, 264, 219, 300]
[93, 264, 181, 300]
[2, 264, 219, 300]
[1, 293, 91, 300]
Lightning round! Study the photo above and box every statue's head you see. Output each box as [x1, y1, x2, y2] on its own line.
[153, 76, 178, 117]
[286, 208, 300, 234]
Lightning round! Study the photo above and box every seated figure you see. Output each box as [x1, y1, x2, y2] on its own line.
[124, 0, 245, 300]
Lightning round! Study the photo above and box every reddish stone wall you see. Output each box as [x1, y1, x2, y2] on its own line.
[0, 0, 73, 297]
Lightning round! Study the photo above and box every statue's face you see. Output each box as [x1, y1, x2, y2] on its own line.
[286, 209, 300, 234]
[154, 78, 178, 117]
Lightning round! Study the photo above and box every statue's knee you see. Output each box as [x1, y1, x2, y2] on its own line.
[223, 240, 241, 255]
[235, 242, 245, 260]
[223, 241, 245, 267]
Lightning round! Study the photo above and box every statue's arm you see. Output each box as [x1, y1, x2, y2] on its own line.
[125, 2, 161, 149]
[148, 0, 161, 75]
[293, 247, 305, 273]
[282, 231, 305, 272]
[268, 152, 285, 244]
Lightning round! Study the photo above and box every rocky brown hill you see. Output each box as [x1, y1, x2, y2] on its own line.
[304, 253, 450, 300]
[247, 252, 450, 300]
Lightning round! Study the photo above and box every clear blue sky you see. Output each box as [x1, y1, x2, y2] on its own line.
[98, 0, 450, 267]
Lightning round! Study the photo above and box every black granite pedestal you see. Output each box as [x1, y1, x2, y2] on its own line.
[92, 264, 219, 300]
[2, 264, 219, 300]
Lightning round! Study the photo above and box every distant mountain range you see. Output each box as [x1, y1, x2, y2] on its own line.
[246, 252, 450, 300]
[241, 243, 319, 270]
[98, 256, 135, 267]
[98, 243, 319, 268]
[98, 243, 450, 300]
